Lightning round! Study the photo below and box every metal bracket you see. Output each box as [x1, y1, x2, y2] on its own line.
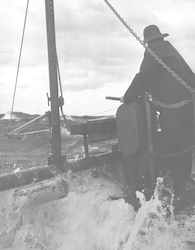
[47, 92, 51, 106]
[59, 96, 64, 107]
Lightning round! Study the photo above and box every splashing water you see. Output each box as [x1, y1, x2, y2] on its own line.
[0, 169, 195, 250]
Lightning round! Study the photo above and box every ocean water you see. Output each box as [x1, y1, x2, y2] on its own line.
[0, 169, 195, 250]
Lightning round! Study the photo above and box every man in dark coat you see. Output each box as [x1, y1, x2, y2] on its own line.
[123, 25, 195, 193]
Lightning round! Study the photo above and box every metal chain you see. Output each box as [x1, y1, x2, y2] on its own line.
[145, 92, 195, 109]
[152, 143, 195, 158]
[104, 0, 195, 158]
[103, 0, 195, 94]
[145, 49, 195, 94]
[144, 92, 195, 157]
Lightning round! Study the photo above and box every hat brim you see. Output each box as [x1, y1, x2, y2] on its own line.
[144, 33, 169, 43]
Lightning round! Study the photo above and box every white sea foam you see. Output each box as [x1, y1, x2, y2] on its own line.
[1, 112, 19, 121]
[0, 170, 195, 250]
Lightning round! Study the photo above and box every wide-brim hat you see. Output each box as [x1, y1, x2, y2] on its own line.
[143, 25, 169, 43]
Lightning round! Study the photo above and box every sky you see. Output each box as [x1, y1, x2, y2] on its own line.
[0, 0, 195, 116]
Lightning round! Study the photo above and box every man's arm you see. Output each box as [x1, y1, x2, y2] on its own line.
[123, 57, 171, 104]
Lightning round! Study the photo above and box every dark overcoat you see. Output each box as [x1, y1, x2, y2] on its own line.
[123, 40, 195, 192]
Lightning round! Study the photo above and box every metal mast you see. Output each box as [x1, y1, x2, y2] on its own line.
[45, 0, 64, 171]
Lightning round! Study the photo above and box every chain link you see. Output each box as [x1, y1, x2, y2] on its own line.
[152, 144, 195, 158]
[104, 0, 195, 94]
[104, 0, 195, 158]
[145, 92, 195, 157]
[145, 92, 195, 109]
[146, 48, 195, 94]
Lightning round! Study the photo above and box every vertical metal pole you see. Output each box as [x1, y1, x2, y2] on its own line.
[45, 0, 64, 170]
[145, 92, 156, 188]
[193, 98, 195, 171]
[83, 134, 89, 158]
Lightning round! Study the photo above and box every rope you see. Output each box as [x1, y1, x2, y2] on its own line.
[56, 53, 63, 97]
[55, 48, 72, 130]
[7, 0, 30, 133]
[91, 107, 118, 116]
